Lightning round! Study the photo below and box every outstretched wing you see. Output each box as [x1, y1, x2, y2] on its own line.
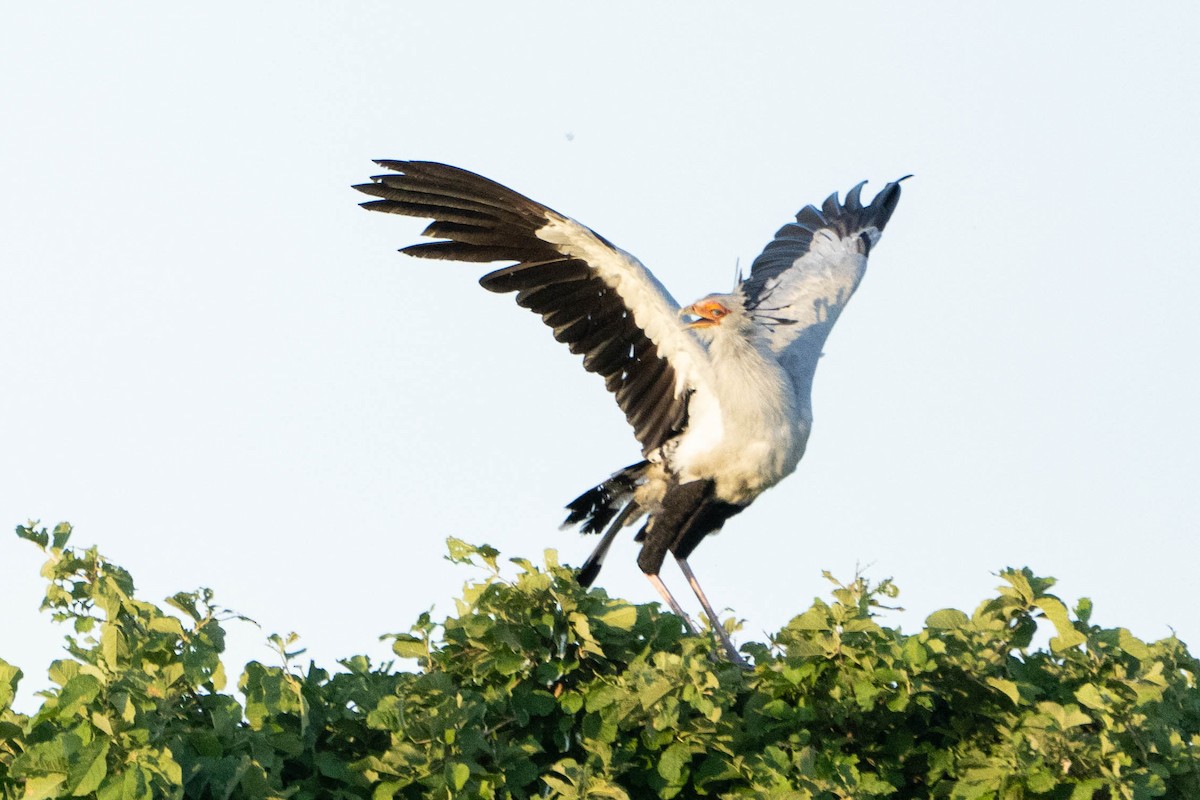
[354, 161, 712, 454]
[740, 177, 907, 391]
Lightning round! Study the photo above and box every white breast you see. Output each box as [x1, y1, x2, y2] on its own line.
[668, 329, 811, 505]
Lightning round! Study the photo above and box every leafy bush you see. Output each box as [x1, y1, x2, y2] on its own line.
[2, 522, 1198, 799]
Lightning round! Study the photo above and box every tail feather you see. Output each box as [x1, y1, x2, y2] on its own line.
[562, 461, 648, 534]
[577, 500, 638, 587]
[565, 461, 650, 588]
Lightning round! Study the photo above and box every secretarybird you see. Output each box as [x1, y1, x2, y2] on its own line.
[355, 161, 905, 664]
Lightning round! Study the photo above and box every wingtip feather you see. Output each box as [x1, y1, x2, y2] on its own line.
[844, 181, 867, 212]
[821, 191, 842, 217]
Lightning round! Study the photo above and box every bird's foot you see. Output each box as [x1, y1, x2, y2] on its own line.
[710, 626, 752, 670]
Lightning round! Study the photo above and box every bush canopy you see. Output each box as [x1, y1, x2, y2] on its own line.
[1, 522, 1197, 799]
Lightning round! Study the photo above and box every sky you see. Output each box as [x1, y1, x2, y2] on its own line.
[3, 4, 1199, 712]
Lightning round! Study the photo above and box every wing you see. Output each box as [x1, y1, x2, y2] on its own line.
[740, 177, 907, 391]
[354, 161, 713, 454]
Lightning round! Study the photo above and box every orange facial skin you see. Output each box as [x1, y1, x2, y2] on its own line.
[681, 299, 731, 328]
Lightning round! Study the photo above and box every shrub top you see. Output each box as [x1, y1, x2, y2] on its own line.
[2, 523, 1198, 799]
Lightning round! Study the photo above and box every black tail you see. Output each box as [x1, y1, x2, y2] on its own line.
[564, 462, 649, 588]
[562, 461, 648, 534]
[576, 500, 638, 587]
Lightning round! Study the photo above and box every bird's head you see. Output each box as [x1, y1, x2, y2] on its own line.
[680, 293, 749, 337]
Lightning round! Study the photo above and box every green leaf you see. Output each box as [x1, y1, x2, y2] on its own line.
[585, 683, 621, 712]
[0, 658, 22, 711]
[50, 523, 73, 550]
[21, 774, 66, 800]
[1074, 596, 1093, 625]
[448, 762, 470, 791]
[985, 677, 1020, 705]
[55, 674, 102, 717]
[95, 765, 153, 800]
[147, 617, 184, 636]
[853, 679, 881, 709]
[657, 742, 690, 783]
[372, 781, 403, 800]
[445, 537, 475, 563]
[1000, 568, 1036, 603]
[843, 617, 883, 634]
[788, 606, 831, 631]
[785, 638, 828, 657]
[100, 624, 121, 667]
[444, 538, 499, 571]
[1117, 627, 1152, 661]
[365, 696, 403, 732]
[1036, 596, 1087, 653]
[16, 523, 49, 549]
[1038, 701, 1092, 730]
[595, 603, 637, 631]
[925, 608, 969, 629]
[66, 739, 109, 795]
[1074, 683, 1107, 711]
[1069, 779, 1107, 800]
[389, 634, 426, 659]
[692, 754, 739, 788]
[638, 677, 674, 709]
[164, 592, 201, 621]
[559, 690, 584, 714]
[1026, 769, 1057, 793]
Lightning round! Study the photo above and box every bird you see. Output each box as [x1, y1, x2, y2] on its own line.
[354, 161, 905, 664]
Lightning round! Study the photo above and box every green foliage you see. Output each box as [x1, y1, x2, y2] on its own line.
[2, 523, 1198, 799]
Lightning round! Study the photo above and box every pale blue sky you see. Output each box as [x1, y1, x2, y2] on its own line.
[3, 4, 1198, 711]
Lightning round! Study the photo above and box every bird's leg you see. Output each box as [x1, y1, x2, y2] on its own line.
[644, 573, 699, 635]
[675, 557, 750, 669]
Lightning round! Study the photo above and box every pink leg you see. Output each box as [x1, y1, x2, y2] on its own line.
[644, 573, 698, 634]
[676, 557, 749, 668]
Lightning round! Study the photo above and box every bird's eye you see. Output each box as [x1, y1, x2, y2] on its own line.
[710, 307, 726, 318]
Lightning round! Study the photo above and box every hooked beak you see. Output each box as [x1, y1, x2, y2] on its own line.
[680, 303, 719, 329]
